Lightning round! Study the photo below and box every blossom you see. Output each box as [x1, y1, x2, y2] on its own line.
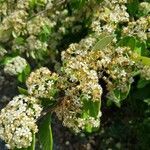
[4, 56, 27, 76]
[26, 67, 59, 99]
[140, 66, 150, 80]
[0, 95, 42, 149]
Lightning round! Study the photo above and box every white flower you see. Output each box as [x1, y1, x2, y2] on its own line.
[0, 95, 42, 149]
[4, 56, 27, 76]
[26, 67, 59, 99]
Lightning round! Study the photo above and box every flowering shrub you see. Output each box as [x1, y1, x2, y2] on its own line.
[0, 0, 150, 149]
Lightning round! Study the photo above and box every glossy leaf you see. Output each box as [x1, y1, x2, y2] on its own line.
[92, 34, 114, 51]
[133, 55, 150, 66]
[38, 113, 53, 150]
[108, 84, 131, 107]
[118, 36, 136, 50]
[137, 78, 150, 89]
[127, 0, 139, 16]
[81, 95, 101, 132]
[18, 86, 28, 95]
[18, 64, 31, 83]
[70, 0, 87, 9]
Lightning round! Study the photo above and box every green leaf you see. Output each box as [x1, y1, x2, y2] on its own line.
[24, 64, 31, 75]
[17, 64, 31, 83]
[0, 26, 12, 42]
[144, 98, 150, 106]
[39, 25, 51, 42]
[1, 56, 13, 65]
[12, 31, 18, 38]
[18, 86, 28, 95]
[38, 113, 53, 150]
[137, 78, 150, 89]
[28, 133, 35, 150]
[70, 0, 87, 9]
[127, 0, 139, 16]
[134, 39, 149, 57]
[118, 36, 136, 50]
[17, 73, 24, 83]
[108, 84, 131, 107]
[82, 99, 100, 118]
[80, 95, 101, 132]
[92, 34, 114, 51]
[42, 25, 51, 35]
[14, 37, 25, 45]
[133, 55, 150, 66]
[29, 0, 36, 8]
[114, 88, 130, 101]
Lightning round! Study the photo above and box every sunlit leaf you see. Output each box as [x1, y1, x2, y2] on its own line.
[93, 34, 114, 50]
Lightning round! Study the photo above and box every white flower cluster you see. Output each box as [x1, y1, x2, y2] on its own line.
[26, 35, 48, 58]
[54, 87, 102, 133]
[27, 16, 53, 36]
[55, 32, 143, 131]
[62, 36, 137, 95]
[140, 66, 150, 81]
[0, 95, 42, 149]
[139, 2, 150, 16]
[4, 56, 27, 76]
[1, 10, 28, 39]
[122, 16, 150, 41]
[54, 88, 84, 133]
[26, 67, 59, 99]
[62, 37, 102, 102]
[53, 37, 103, 132]
[91, 0, 129, 34]
[77, 111, 102, 130]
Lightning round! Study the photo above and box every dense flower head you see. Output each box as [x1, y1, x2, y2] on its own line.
[26, 67, 59, 99]
[91, 0, 129, 34]
[122, 16, 150, 41]
[27, 16, 53, 36]
[140, 66, 150, 81]
[62, 35, 138, 95]
[1, 10, 28, 39]
[54, 86, 102, 133]
[55, 31, 146, 130]
[4, 56, 28, 76]
[139, 2, 150, 16]
[0, 95, 42, 149]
